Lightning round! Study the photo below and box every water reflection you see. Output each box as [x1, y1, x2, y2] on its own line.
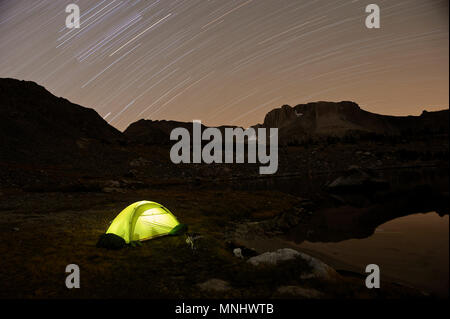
[298, 212, 449, 297]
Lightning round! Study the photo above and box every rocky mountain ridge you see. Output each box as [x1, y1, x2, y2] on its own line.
[254, 101, 448, 144]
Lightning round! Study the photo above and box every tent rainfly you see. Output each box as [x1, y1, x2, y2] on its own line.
[106, 200, 184, 243]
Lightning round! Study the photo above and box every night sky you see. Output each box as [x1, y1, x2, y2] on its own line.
[0, 0, 448, 131]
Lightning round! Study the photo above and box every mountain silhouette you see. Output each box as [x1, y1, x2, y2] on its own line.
[254, 101, 448, 144]
[0, 78, 129, 173]
[1, 78, 448, 165]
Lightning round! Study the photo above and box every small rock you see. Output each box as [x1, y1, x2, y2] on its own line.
[123, 170, 137, 178]
[105, 180, 121, 187]
[198, 279, 231, 292]
[76, 138, 90, 149]
[13, 227, 19, 232]
[102, 187, 125, 193]
[233, 248, 243, 259]
[129, 157, 149, 167]
[276, 286, 323, 299]
[327, 166, 387, 191]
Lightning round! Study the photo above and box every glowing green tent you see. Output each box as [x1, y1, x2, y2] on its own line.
[106, 200, 183, 243]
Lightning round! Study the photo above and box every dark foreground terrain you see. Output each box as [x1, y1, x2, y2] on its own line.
[1, 185, 443, 299]
[0, 78, 448, 298]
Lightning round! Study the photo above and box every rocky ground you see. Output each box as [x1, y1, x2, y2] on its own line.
[0, 186, 432, 299]
[1, 130, 448, 299]
[1, 136, 448, 299]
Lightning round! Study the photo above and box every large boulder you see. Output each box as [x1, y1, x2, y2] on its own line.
[247, 248, 300, 266]
[297, 252, 339, 281]
[247, 248, 340, 282]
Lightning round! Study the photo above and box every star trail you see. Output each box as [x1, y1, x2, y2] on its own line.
[0, 0, 448, 130]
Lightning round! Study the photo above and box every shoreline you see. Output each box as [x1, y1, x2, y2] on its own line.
[237, 217, 449, 299]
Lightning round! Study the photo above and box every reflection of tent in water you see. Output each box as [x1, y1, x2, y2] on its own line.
[104, 201, 186, 244]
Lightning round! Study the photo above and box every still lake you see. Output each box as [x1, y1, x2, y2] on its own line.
[298, 212, 449, 297]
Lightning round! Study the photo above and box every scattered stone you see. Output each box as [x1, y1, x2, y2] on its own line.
[129, 157, 149, 167]
[100, 179, 147, 193]
[123, 170, 137, 178]
[198, 279, 231, 292]
[13, 227, 19, 232]
[276, 286, 324, 299]
[327, 166, 388, 192]
[231, 203, 313, 239]
[102, 187, 126, 193]
[105, 180, 121, 188]
[226, 240, 258, 258]
[101, 180, 125, 193]
[76, 138, 90, 149]
[233, 248, 243, 259]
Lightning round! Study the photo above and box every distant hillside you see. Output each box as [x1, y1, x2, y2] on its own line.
[0, 78, 126, 166]
[124, 119, 203, 145]
[124, 119, 239, 145]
